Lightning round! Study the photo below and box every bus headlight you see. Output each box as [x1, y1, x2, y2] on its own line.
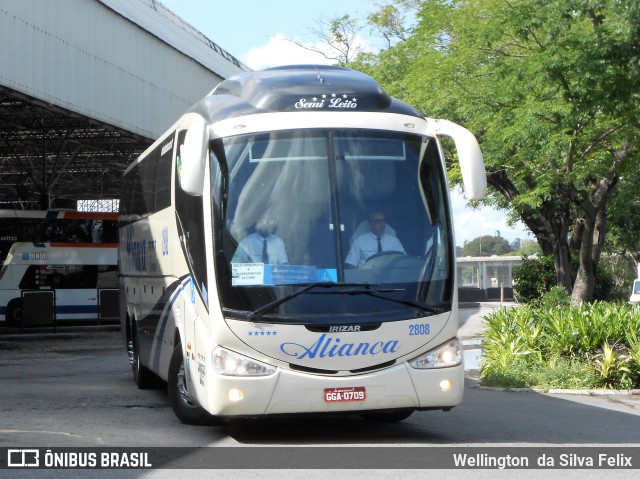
[409, 338, 463, 369]
[212, 347, 276, 376]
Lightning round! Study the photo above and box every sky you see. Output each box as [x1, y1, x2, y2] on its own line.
[159, 0, 533, 247]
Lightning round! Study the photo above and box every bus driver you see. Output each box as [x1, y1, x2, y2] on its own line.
[231, 217, 289, 265]
[345, 210, 405, 269]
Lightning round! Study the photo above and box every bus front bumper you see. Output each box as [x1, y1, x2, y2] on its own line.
[200, 362, 464, 417]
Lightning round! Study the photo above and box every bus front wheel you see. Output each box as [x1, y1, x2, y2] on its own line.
[168, 342, 212, 425]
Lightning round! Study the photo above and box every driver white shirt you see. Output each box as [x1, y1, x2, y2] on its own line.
[345, 231, 405, 268]
[231, 233, 289, 265]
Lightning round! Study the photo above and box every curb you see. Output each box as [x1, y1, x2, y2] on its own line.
[474, 385, 640, 396]
[465, 376, 640, 396]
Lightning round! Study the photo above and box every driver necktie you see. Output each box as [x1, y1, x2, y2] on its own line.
[262, 238, 269, 264]
[377, 236, 382, 253]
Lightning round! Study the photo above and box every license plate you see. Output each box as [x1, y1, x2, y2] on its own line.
[324, 387, 366, 402]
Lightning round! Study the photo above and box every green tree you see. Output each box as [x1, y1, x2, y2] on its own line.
[366, 1, 421, 46]
[461, 235, 512, 256]
[603, 174, 640, 294]
[513, 239, 542, 257]
[356, 0, 640, 304]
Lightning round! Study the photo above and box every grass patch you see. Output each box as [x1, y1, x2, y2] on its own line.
[481, 356, 600, 390]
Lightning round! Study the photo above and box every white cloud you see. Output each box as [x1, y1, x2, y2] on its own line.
[243, 33, 374, 70]
[450, 190, 532, 246]
[244, 34, 335, 70]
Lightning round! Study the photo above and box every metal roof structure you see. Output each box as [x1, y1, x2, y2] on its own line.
[0, 85, 147, 210]
[0, 0, 248, 210]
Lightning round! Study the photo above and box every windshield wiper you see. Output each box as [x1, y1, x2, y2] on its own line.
[336, 288, 445, 315]
[247, 282, 379, 322]
[247, 282, 444, 321]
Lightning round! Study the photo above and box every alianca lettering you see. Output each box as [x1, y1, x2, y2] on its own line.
[280, 333, 399, 359]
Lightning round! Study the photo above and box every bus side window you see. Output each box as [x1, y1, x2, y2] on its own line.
[18, 265, 102, 289]
[96, 265, 118, 289]
[18, 265, 39, 289]
[80, 265, 98, 289]
[52, 265, 97, 289]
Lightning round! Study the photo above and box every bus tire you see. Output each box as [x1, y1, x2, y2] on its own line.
[361, 409, 414, 423]
[131, 324, 159, 389]
[167, 342, 211, 425]
[5, 299, 23, 327]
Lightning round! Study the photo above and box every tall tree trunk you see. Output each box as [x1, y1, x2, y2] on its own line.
[542, 208, 573, 293]
[571, 218, 596, 304]
[487, 170, 574, 291]
[571, 178, 616, 304]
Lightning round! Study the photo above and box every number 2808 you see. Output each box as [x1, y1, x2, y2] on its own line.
[409, 323, 430, 335]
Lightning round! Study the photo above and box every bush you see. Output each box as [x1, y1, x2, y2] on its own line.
[539, 285, 571, 308]
[480, 302, 640, 389]
[592, 264, 615, 302]
[512, 256, 556, 303]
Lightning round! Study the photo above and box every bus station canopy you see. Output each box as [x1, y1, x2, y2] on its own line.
[0, 0, 247, 210]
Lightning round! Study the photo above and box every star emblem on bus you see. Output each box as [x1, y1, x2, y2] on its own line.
[248, 330, 278, 336]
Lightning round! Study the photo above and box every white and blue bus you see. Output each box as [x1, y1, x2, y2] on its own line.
[0, 242, 118, 325]
[0, 209, 118, 266]
[0, 210, 119, 326]
[119, 65, 486, 424]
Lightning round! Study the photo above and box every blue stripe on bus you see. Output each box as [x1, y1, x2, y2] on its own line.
[152, 276, 191, 371]
[55, 305, 98, 314]
[0, 305, 98, 320]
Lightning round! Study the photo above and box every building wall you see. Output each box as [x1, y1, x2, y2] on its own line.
[0, 0, 246, 139]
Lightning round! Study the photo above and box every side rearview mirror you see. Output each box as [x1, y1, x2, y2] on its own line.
[429, 119, 487, 201]
[178, 119, 207, 196]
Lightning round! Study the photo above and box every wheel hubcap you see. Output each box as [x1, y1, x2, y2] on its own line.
[176, 361, 198, 407]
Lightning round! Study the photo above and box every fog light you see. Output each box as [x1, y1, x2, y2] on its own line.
[439, 379, 452, 391]
[228, 388, 244, 402]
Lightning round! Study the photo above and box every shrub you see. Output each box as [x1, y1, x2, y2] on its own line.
[480, 302, 640, 389]
[591, 343, 634, 388]
[512, 256, 556, 303]
[539, 286, 571, 308]
[593, 264, 615, 302]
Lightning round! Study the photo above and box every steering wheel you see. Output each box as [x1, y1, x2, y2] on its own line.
[363, 250, 405, 264]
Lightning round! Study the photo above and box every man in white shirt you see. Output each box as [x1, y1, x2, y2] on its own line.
[232, 218, 289, 265]
[345, 210, 405, 268]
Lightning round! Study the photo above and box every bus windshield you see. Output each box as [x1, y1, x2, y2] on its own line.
[212, 129, 453, 322]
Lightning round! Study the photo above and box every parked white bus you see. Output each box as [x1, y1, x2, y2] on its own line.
[631, 279, 640, 303]
[0, 242, 118, 325]
[119, 65, 486, 424]
[0, 209, 118, 266]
